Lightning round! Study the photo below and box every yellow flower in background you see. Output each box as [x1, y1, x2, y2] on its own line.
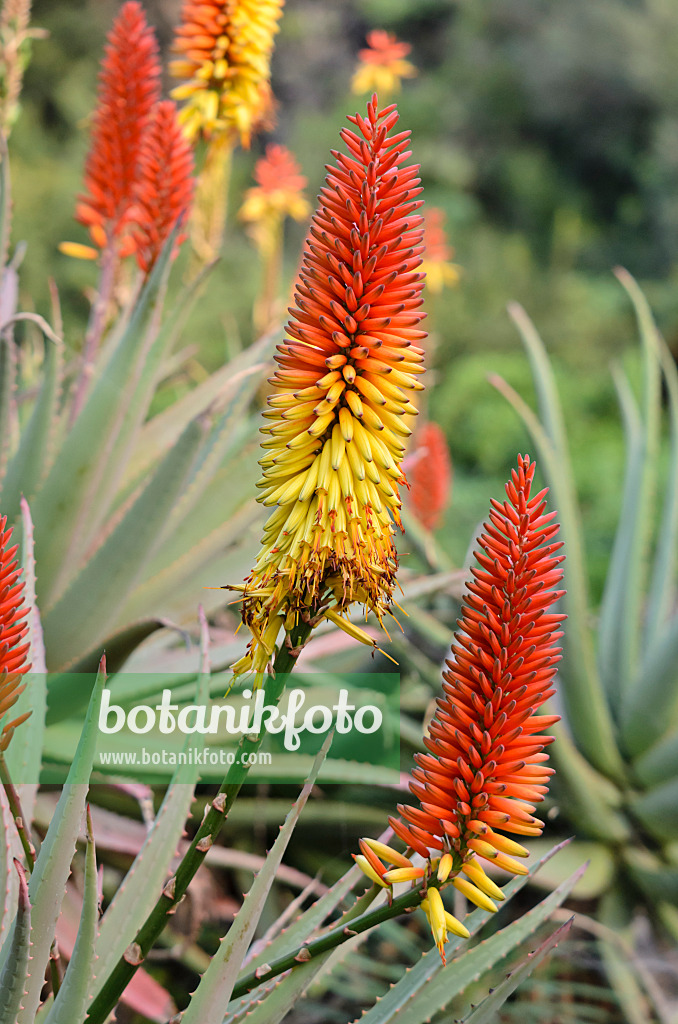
[421, 207, 460, 294]
[351, 30, 417, 98]
[229, 96, 427, 686]
[239, 144, 310, 256]
[170, 0, 284, 146]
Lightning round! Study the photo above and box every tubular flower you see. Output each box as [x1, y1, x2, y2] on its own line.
[0, 515, 31, 753]
[408, 421, 452, 532]
[240, 144, 310, 250]
[356, 455, 565, 960]
[169, 0, 284, 146]
[351, 30, 417, 98]
[132, 100, 196, 275]
[74, 1, 160, 256]
[230, 95, 426, 685]
[421, 208, 460, 294]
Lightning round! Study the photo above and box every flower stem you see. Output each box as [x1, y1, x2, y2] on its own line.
[0, 753, 36, 870]
[69, 241, 116, 426]
[231, 880, 427, 1000]
[85, 617, 313, 1024]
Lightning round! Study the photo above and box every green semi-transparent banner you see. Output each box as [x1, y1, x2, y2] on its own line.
[7, 672, 401, 785]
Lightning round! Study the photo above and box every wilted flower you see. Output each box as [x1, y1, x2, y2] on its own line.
[239, 144, 310, 256]
[132, 100, 195, 275]
[421, 208, 460, 294]
[230, 95, 426, 685]
[170, 0, 285, 146]
[352, 30, 417, 98]
[408, 421, 452, 531]
[0, 515, 31, 752]
[73, 1, 160, 258]
[355, 455, 565, 961]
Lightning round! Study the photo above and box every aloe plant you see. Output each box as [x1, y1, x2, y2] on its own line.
[0, 123, 271, 679]
[492, 272, 678, 943]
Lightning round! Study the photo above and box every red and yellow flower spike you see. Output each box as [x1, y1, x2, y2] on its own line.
[0, 515, 31, 753]
[421, 207, 460, 294]
[132, 100, 196, 275]
[355, 455, 565, 960]
[408, 421, 452, 532]
[240, 144, 310, 249]
[169, 0, 284, 146]
[230, 95, 426, 685]
[352, 30, 417, 98]
[73, 1, 160, 257]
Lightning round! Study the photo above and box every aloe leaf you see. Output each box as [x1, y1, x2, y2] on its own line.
[40, 417, 207, 671]
[459, 917, 574, 1024]
[645, 334, 678, 643]
[81, 263, 220, 556]
[629, 776, 678, 842]
[18, 659, 106, 1023]
[0, 333, 62, 524]
[91, 609, 211, 995]
[4, 499, 46, 824]
[31, 234, 176, 609]
[621, 846, 678, 915]
[0, 335, 15, 488]
[0, 862, 30, 1024]
[44, 807, 99, 1024]
[621, 611, 678, 757]
[633, 727, 678, 787]
[490, 363, 623, 777]
[182, 737, 331, 1024]
[0, 789, 18, 953]
[116, 487, 259, 626]
[599, 271, 661, 714]
[120, 329, 275, 492]
[548, 724, 629, 843]
[597, 366, 647, 710]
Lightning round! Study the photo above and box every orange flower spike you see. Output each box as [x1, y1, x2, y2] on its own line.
[408, 421, 452, 531]
[401, 454, 565, 867]
[170, 0, 284, 146]
[231, 95, 426, 685]
[0, 515, 31, 752]
[352, 30, 417, 97]
[133, 100, 196, 275]
[75, 1, 160, 255]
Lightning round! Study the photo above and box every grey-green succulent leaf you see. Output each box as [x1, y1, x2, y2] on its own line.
[44, 807, 99, 1024]
[19, 658, 106, 1024]
[0, 861, 30, 1024]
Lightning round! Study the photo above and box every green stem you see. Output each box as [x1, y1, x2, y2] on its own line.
[231, 880, 427, 1000]
[86, 618, 313, 1024]
[0, 753, 36, 870]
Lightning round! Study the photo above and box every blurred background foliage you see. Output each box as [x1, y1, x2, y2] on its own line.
[15, 0, 678, 600]
[5, 2, 678, 1019]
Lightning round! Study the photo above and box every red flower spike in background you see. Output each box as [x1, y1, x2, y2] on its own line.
[408, 421, 452, 531]
[75, 1, 160, 256]
[230, 94, 427, 685]
[354, 455, 565, 960]
[0, 515, 31, 753]
[133, 100, 196, 275]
